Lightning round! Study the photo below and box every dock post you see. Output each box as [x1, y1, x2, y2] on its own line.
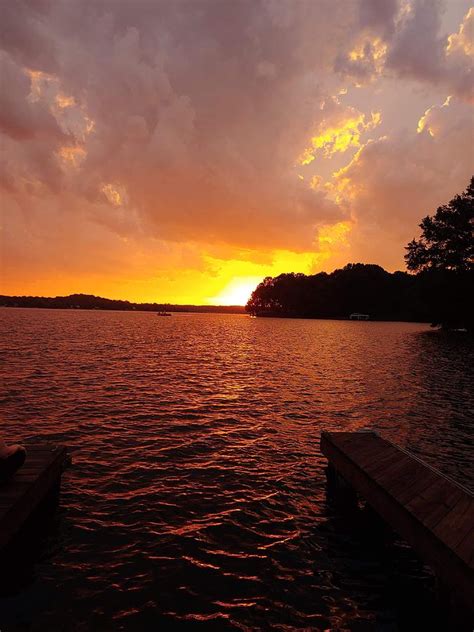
[435, 576, 472, 632]
[325, 464, 358, 508]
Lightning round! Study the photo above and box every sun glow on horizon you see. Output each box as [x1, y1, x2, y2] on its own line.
[209, 276, 264, 306]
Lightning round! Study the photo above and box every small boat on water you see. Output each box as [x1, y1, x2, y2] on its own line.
[156, 311, 172, 317]
[349, 313, 369, 320]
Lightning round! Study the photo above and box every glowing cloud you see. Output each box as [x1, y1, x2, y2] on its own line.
[25, 66, 95, 141]
[58, 145, 86, 168]
[26, 68, 56, 103]
[55, 94, 76, 109]
[101, 183, 126, 207]
[447, 8, 474, 57]
[318, 221, 352, 249]
[298, 110, 381, 165]
[417, 96, 452, 136]
[338, 36, 388, 84]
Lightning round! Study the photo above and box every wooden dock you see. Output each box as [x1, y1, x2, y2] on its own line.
[0, 445, 68, 551]
[321, 431, 473, 615]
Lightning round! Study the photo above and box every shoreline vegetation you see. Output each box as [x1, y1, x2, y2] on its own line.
[244, 263, 472, 329]
[247, 177, 473, 331]
[0, 294, 246, 314]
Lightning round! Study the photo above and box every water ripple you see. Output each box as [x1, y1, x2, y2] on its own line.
[1, 309, 473, 630]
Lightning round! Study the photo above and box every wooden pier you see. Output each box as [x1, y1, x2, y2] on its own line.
[0, 445, 68, 551]
[321, 431, 474, 616]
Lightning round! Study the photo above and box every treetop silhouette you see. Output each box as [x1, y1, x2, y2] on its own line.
[405, 177, 474, 273]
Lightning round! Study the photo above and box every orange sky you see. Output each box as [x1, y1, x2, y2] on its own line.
[1, 1, 473, 305]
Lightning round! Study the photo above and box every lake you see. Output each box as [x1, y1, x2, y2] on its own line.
[1, 309, 473, 630]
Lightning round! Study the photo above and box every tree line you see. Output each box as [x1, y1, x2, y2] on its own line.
[246, 177, 473, 330]
[0, 294, 246, 314]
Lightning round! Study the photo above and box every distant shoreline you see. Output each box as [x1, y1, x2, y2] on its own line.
[0, 294, 246, 315]
[0, 306, 248, 315]
[0, 304, 435, 324]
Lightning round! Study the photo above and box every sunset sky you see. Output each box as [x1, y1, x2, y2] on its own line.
[1, 0, 473, 304]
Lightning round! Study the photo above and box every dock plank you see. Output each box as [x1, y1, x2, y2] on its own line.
[380, 459, 437, 504]
[406, 477, 464, 530]
[321, 431, 474, 612]
[435, 497, 474, 553]
[0, 444, 68, 550]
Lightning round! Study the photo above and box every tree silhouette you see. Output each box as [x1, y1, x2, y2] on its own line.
[405, 177, 474, 273]
[246, 264, 425, 321]
[246, 180, 473, 329]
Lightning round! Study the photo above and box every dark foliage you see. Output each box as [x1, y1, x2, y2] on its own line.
[405, 177, 473, 273]
[404, 176, 474, 329]
[246, 264, 473, 329]
[246, 264, 427, 321]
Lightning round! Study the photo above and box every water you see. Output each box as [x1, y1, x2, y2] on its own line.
[0, 309, 473, 630]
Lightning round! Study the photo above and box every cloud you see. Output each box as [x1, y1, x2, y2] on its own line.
[334, 2, 473, 101]
[386, 1, 474, 102]
[0, 0, 58, 74]
[0, 0, 472, 301]
[387, 0, 445, 82]
[1, 0, 352, 262]
[298, 103, 381, 164]
[358, 0, 400, 39]
[0, 55, 64, 142]
[447, 7, 474, 58]
[329, 95, 473, 268]
[334, 36, 388, 84]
